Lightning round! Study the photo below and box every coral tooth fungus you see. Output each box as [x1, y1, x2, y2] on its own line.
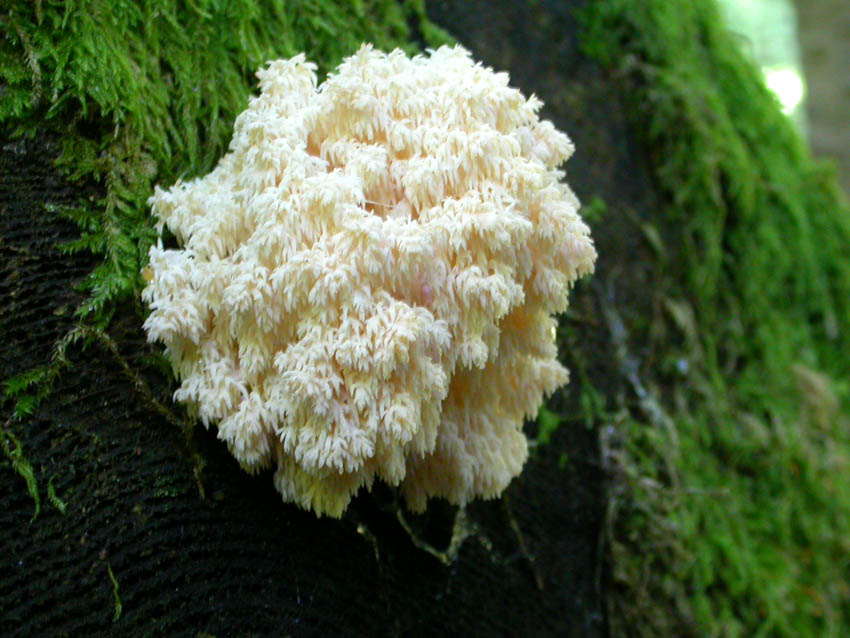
[142, 44, 596, 517]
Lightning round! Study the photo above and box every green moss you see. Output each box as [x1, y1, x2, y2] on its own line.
[535, 406, 563, 447]
[46, 473, 67, 515]
[580, 1, 850, 635]
[106, 562, 121, 622]
[1, 424, 40, 520]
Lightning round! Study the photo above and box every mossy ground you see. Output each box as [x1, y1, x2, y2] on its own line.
[2, 1, 850, 636]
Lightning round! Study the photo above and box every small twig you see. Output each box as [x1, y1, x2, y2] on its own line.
[396, 505, 476, 566]
[81, 326, 207, 500]
[503, 493, 544, 591]
[86, 327, 188, 435]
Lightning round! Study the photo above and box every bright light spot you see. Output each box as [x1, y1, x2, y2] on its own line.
[764, 66, 805, 114]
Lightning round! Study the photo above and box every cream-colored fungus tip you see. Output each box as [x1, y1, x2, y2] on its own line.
[142, 44, 596, 517]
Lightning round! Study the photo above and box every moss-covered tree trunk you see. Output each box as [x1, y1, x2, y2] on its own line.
[4, 1, 850, 636]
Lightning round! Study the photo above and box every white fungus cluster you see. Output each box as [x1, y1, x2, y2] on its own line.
[142, 44, 596, 517]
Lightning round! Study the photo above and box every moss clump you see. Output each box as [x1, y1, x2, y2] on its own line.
[580, 1, 850, 635]
[1, 424, 40, 520]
